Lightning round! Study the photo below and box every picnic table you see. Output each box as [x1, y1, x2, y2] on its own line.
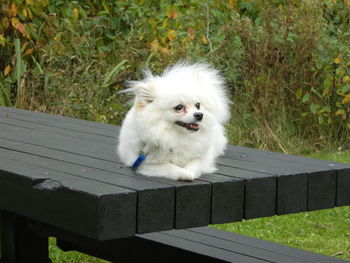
[0, 106, 349, 263]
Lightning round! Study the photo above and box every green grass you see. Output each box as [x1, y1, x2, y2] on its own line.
[307, 150, 350, 164]
[214, 207, 350, 260]
[49, 151, 350, 262]
[49, 238, 108, 263]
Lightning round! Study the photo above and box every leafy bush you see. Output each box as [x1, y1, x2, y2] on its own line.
[210, 0, 350, 151]
[1, 0, 349, 151]
[304, 0, 350, 142]
[0, 0, 233, 122]
[219, 1, 326, 150]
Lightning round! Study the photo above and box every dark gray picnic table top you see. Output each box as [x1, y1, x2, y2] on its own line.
[0, 106, 349, 241]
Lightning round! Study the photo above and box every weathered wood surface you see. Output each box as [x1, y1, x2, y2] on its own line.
[0, 106, 349, 241]
[56, 226, 349, 263]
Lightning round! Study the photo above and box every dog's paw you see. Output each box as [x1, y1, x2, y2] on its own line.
[177, 169, 196, 182]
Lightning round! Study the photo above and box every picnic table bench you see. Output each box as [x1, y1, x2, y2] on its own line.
[0, 106, 349, 263]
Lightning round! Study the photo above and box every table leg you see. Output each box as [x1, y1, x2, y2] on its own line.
[0, 211, 50, 263]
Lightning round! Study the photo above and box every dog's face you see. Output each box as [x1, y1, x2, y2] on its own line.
[163, 99, 205, 132]
[126, 63, 229, 136]
[133, 86, 209, 134]
[172, 102, 203, 132]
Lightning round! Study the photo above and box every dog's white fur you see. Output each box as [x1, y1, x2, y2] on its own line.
[117, 62, 230, 181]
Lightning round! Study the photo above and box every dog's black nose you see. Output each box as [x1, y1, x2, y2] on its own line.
[194, 112, 203, 121]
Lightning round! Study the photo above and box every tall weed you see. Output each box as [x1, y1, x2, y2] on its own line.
[0, 78, 12, 106]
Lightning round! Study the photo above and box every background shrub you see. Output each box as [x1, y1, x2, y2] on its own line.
[1, 0, 349, 152]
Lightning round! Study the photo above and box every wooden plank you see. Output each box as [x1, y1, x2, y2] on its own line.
[224, 145, 342, 175]
[0, 138, 238, 228]
[337, 169, 350, 206]
[191, 227, 348, 263]
[56, 232, 267, 263]
[0, 110, 245, 224]
[3, 107, 345, 212]
[57, 236, 232, 263]
[219, 151, 307, 217]
[28, 221, 238, 263]
[174, 183, 210, 229]
[3, 106, 346, 225]
[52, 226, 348, 263]
[150, 172, 244, 225]
[308, 171, 336, 211]
[0, 144, 210, 231]
[0, 106, 116, 132]
[0, 147, 175, 235]
[0, 157, 136, 240]
[225, 145, 350, 169]
[163, 229, 309, 263]
[0, 114, 115, 144]
[223, 147, 342, 212]
[277, 174, 308, 214]
[0, 118, 244, 229]
[216, 165, 278, 219]
[0, 122, 115, 161]
[201, 174, 244, 224]
[218, 154, 309, 180]
[0, 107, 349, 199]
[218, 157, 309, 216]
[136, 232, 268, 263]
[0, 138, 214, 232]
[0, 116, 312, 222]
[0, 106, 312, 218]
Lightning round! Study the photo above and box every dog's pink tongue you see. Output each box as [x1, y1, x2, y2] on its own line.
[190, 123, 199, 128]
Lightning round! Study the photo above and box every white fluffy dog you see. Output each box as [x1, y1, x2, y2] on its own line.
[117, 62, 230, 181]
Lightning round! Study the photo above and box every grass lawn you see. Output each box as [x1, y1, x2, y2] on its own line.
[49, 150, 350, 262]
[49, 238, 108, 263]
[214, 206, 350, 261]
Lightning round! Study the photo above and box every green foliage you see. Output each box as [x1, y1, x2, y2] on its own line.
[14, 38, 26, 107]
[306, 2, 350, 138]
[0, 77, 12, 106]
[1, 0, 350, 149]
[212, 0, 350, 151]
[0, 0, 234, 120]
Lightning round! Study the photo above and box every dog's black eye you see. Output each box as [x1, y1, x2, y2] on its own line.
[195, 103, 200, 109]
[174, 104, 184, 111]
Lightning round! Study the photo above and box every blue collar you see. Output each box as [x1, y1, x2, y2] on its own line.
[132, 151, 146, 170]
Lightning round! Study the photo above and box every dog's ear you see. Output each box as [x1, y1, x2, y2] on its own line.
[126, 81, 155, 105]
[122, 68, 156, 106]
